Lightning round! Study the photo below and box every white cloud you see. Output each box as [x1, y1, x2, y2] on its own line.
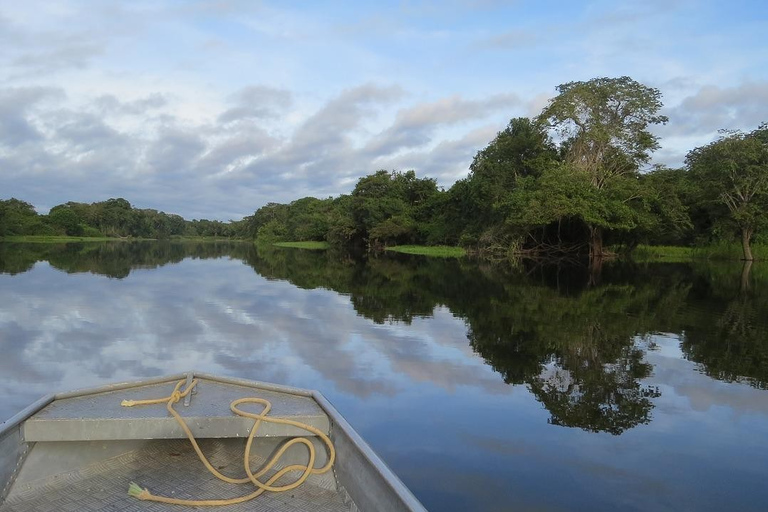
[0, 0, 765, 216]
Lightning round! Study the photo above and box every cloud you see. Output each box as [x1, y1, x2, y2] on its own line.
[54, 111, 121, 150]
[289, 83, 403, 156]
[12, 38, 103, 74]
[94, 93, 169, 116]
[142, 126, 207, 178]
[378, 125, 499, 184]
[0, 256, 508, 419]
[0, 11, 109, 78]
[653, 80, 768, 166]
[0, 77, 517, 220]
[0, 0, 764, 217]
[234, 83, 406, 197]
[218, 85, 293, 123]
[667, 81, 768, 135]
[365, 93, 518, 157]
[0, 86, 64, 147]
[475, 29, 538, 50]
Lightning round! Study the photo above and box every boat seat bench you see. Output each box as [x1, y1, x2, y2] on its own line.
[22, 379, 330, 442]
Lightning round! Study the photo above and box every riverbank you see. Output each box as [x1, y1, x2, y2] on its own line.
[385, 245, 466, 257]
[0, 235, 127, 243]
[0, 235, 244, 243]
[261, 239, 765, 262]
[632, 243, 767, 262]
[273, 241, 331, 250]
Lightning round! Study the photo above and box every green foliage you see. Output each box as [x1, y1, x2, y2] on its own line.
[349, 170, 440, 248]
[630, 245, 695, 262]
[439, 118, 559, 249]
[686, 124, 768, 259]
[630, 166, 693, 247]
[1, 197, 243, 240]
[384, 245, 466, 257]
[533, 76, 668, 256]
[246, 247, 762, 434]
[273, 241, 330, 250]
[0, 240, 254, 279]
[539, 76, 668, 183]
[48, 205, 84, 236]
[0, 198, 42, 236]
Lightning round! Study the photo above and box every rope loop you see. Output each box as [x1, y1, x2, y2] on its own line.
[122, 379, 335, 507]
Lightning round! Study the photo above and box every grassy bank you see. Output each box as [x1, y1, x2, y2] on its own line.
[169, 236, 245, 242]
[1, 235, 246, 243]
[385, 245, 466, 258]
[632, 243, 768, 262]
[0, 235, 126, 243]
[273, 241, 330, 250]
[631, 245, 695, 262]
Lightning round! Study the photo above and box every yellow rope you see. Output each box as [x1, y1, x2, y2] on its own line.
[122, 379, 336, 506]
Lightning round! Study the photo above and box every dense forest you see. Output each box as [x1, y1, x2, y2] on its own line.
[2, 76, 767, 260]
[243, 77, 768, 261]
[0, 197, 248, 239]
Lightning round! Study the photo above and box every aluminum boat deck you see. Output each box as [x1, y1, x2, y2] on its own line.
[0, 373, 427, 512]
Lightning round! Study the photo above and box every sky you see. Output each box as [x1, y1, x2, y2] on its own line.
[1, 0, 767, 220]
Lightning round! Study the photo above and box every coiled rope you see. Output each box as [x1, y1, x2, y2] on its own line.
[122, 378, 336, 506]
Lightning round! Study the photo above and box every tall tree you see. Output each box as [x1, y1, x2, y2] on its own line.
[686, 124, 768, 260]
[537, 76, 668, 258]
[463, 117, 558, 247]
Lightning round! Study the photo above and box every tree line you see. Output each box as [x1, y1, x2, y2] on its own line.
[0, 197, 248, 239]
[245, 77, 767, 261]
[3, 76, 766, 259]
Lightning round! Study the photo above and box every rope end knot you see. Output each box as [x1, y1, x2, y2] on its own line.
[121, 399, 136, 407]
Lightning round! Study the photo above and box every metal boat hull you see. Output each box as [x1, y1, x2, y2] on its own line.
[0, 372, 426, 511]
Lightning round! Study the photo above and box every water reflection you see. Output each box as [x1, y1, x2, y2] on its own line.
[2, 242, 768, 511]
[0, 240, 253, 278]
[2, 243, 768, 428]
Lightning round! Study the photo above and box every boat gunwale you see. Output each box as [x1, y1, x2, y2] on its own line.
[0, 395, 54, 440]
[311, 391, 427, 512]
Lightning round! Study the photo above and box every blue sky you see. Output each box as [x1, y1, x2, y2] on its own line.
[1, 0, 767, 219]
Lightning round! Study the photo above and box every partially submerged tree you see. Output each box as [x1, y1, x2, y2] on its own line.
[537, 76, 668, 259]
[686, 124, 768, 260]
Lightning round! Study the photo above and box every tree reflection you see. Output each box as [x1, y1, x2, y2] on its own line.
[3, 241, 767, 432]
[680, 262, 768, 390]
[0, 241, 255, 278]
[247, 249, 690, 434]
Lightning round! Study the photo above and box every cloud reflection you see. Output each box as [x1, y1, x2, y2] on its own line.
[0, 254, 508, 420]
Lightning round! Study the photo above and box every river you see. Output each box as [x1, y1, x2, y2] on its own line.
[1, 241, 767, 511]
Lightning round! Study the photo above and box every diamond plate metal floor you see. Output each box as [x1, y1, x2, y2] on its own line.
[1, 439, 354, 512]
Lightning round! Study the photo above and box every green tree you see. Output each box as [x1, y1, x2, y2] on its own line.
[350, 170, 438, 248]
[0, 198, 46, 236]
[48, 205, 84, 236]
[686, 124, 768, 260]
[537, 76, 668, 258]
[618, 166, 693, 249]
[448, 118, 558, 250]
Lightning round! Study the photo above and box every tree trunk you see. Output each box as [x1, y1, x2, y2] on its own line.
[589, 226, 604, 260]
[740, 260, 753, 294]
[588, 256, 603, 287]
[741, 227, 754, 261]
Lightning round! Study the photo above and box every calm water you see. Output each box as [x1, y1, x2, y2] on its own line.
[1, 241, 768, 511]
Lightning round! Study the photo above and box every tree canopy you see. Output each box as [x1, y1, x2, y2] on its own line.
[3, 76, 766, 262]
[686, 124, 768, 260]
